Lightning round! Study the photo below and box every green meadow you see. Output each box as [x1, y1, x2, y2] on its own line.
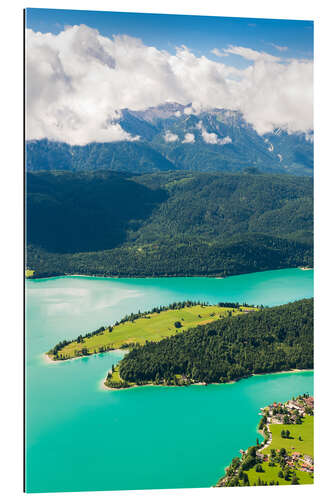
[247, 463, 313, 486]
[247, 415, 314, 486]
[49, 304, 255, 360]
[262, 415, 314, 458]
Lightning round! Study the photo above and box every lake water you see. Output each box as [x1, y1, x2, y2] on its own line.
[25, 268, 314, 493]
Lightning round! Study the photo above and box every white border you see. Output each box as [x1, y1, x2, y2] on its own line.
[1, 1, 332, 500]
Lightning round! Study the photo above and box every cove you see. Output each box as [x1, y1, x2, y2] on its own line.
[25, 268, 314, 493]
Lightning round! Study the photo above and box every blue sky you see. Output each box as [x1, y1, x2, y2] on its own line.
[26, 8, 313, 68]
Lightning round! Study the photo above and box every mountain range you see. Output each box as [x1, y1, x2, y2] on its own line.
[26, 103, 313, 176]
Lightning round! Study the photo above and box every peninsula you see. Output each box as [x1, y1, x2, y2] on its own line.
[104, 298, 313, 389]
[47, 298, 313, 392]
[47, 301, 254, 361]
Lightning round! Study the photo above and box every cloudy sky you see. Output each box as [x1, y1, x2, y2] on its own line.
[26, 8, 313, 145]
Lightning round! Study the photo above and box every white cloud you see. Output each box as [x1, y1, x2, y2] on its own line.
[211, 48, 228, 58]
[26, 25, 313, 145]
[223, 45, 281, 62]
[164, 130, 178, 142]
[196, 121, 232, 145]
[271, 43, 288, 52]
[184, 106, 196, 115]
[182, 133, 195, 144]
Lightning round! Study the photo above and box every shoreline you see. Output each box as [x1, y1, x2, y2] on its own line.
[102, 368, 313, 392]
[42, 352, 81, 364]
[44, 349, 126, 365]
[25, 266, 313, 282]
[42, 353, 57, 364]
[253, 368, 313, 377]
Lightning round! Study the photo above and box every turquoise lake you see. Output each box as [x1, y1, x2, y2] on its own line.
[25, 268, 314, 493]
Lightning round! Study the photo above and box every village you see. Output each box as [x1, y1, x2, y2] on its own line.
[258, 394, 314, 474]
[218, 394, 314, 487]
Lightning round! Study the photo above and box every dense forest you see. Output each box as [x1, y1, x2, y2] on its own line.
[26, 139, 176, 174]
[116, 299, 313, 385]
[26, 170, 313, 278]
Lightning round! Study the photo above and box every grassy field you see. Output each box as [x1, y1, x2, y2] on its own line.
[247, 463, 313, 486]
[247, 415, 314, 486]
[25, 269, 34, 278]
[50, 304, 256, 360]
[263, 415, 313, 458]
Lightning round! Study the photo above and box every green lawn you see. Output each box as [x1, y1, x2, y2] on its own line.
[263, 415, 314, 458]
[51, 304, 255, 360]
[247, 464, 313, 486]
[247, 415, 314, 486]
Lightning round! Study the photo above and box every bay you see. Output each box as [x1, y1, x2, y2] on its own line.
[25, 268, 314, 492]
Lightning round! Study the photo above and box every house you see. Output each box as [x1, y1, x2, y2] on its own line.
[286, 401, 303, 411]
[303, 455, 314, 465]
[304, 397, 314, 408]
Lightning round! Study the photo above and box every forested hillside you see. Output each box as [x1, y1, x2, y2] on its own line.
[26, 170, 313, 278]
[117, 299, 313, 386]
[26, 140, 176, 174]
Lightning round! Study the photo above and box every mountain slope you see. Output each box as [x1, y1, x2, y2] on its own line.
[26, 170, 313, 278]
[26, 139, 176, 174]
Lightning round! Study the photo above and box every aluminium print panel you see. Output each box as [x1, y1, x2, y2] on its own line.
[25, 7, 314, 493]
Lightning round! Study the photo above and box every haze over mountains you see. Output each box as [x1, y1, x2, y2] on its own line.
[26, 104, 313, 176]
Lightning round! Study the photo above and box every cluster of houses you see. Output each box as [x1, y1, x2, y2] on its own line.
[259, 395, 314, 475]
[264, 395, 314, 424]
[282, 452, 314, 473]
[285, 396, 314, 414]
